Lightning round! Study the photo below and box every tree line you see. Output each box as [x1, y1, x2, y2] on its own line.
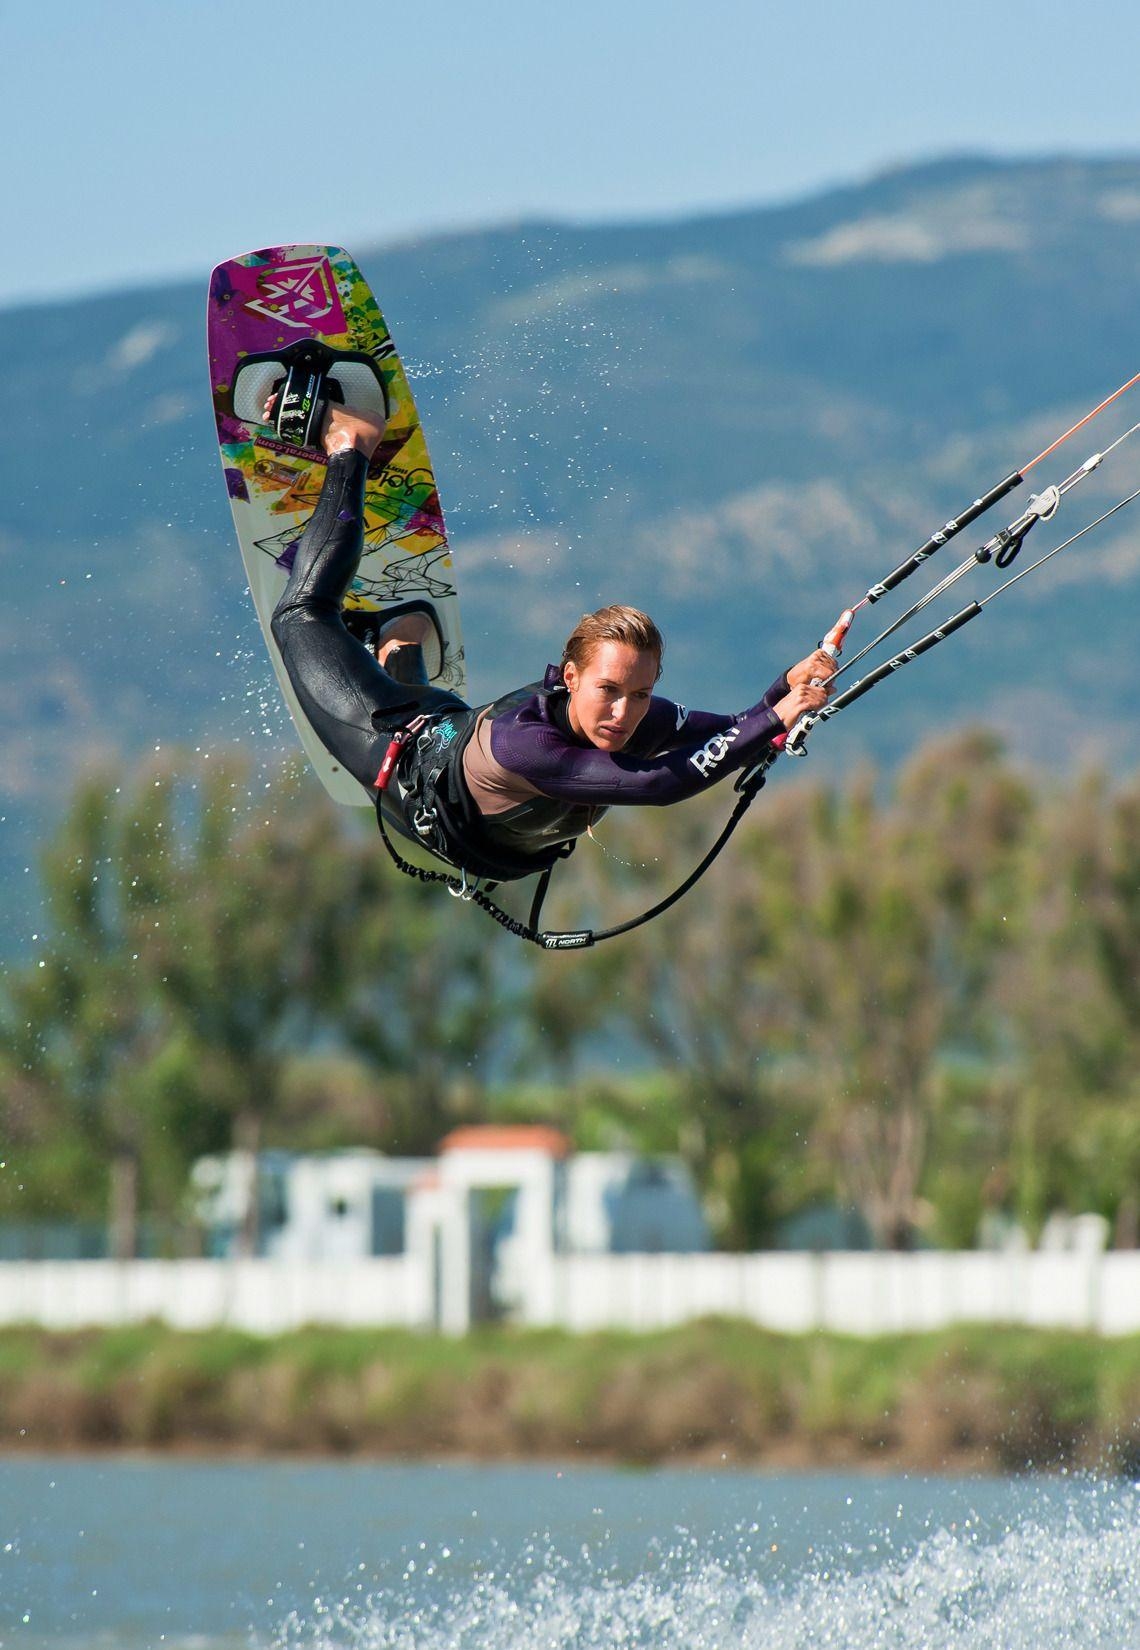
[3, 728, 1140, 1256]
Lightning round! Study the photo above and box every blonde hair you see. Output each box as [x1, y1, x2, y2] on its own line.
[561, 605, 664, 680]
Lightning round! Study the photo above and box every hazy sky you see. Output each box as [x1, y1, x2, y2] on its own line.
[8, 0, 1140, 309]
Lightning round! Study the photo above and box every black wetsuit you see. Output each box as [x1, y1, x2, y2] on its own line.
[270, 450, 466, 777]
[272, 449, 789, 883]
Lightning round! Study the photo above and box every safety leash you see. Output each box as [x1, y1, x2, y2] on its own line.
[375, 762, 771, 950]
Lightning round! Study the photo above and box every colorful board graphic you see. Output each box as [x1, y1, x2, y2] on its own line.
[206, 244, 464, 807]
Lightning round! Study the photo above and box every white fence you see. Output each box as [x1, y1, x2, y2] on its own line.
[1, 1249, 1138, 1336]
[0, 1258, 431, 1336]
[548, 1251, 1140, 1336]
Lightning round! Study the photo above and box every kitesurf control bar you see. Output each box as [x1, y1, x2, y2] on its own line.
[784, 401, 1140, 756]
[785, 485, 1140, 753]
[797, 604, 982, 731]
[817, 429, 1131, 703]
[857, 368, 1140, 605]
[826, 483, 1063, 693]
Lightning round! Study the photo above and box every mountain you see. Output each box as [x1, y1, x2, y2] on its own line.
[5, 155, 1140, 936]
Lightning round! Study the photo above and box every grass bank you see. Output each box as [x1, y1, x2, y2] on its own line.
[2, 1319, 1138, 1473]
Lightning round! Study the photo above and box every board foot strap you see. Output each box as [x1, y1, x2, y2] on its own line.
[231, 339, 390, 451]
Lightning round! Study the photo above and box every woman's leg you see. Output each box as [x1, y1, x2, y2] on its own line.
[270, 410, 465, 792]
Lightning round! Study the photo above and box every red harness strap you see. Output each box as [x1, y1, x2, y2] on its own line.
[374, 715, 429, 791]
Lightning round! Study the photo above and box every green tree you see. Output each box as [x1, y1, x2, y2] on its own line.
[565, 796, 799, 1244]
[1, 765, 185, 1252]
[1002, 770, 1140, 1237]
[338, 846, 504, 1154]
[149, 756, 372, 1251]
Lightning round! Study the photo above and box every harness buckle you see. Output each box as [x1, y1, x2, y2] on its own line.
[413, 805, 438, 839]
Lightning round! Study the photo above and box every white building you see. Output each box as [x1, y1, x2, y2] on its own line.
[190, 1148, 428, 1262]
[189, 1126, 709, 1330]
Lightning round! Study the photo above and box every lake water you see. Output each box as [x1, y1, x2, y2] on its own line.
[1, 1458, 1138, 1648]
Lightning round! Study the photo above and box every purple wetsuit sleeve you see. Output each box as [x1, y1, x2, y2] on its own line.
[760, 672, 791, 712]
[490, 693, 787, 807]
[640, 676, 790, 752]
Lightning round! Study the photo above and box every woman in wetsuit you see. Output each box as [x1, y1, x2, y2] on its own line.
[271, 404, 836, 884]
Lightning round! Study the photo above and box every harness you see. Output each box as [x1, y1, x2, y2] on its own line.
[375, 712, 772, 949]
[372, 702, 772, 950]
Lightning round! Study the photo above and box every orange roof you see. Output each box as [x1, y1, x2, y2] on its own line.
[438, 1125, 572, 1158]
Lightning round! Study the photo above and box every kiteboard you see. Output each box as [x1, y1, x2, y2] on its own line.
[206, 243, 464, 807]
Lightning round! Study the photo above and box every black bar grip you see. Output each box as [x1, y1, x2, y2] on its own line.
[865, 472, 1023, 604]
[826, 602, 983, 713]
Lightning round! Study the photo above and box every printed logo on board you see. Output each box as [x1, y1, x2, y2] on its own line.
[243, 258, 345, 331]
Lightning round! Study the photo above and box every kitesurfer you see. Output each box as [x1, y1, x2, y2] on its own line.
[270, 403, 836, 884]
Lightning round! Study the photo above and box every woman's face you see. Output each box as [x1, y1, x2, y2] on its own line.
[563, 641, 658, 751]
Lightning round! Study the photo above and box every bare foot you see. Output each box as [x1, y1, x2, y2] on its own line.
[322, 403, 388, 459]
[376, 612, 433, 668]
[261, 392, 387, 458]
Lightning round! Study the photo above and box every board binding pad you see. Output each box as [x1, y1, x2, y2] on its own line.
[207, 244, 464, 807]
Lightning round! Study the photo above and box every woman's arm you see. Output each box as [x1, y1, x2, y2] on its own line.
[494, 697, 786, 807]
[491, 649, 837, 808]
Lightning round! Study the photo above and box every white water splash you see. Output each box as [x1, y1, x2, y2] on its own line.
[270, 1487, 1140, 1650]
